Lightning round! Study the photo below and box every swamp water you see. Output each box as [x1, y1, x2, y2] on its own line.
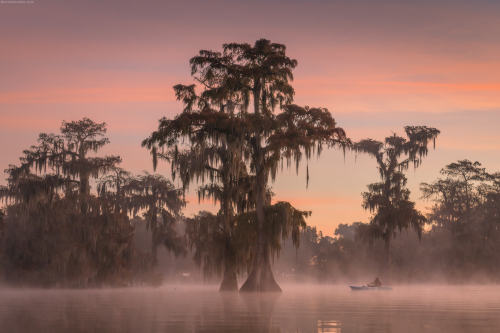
[1, 284, 499, 332]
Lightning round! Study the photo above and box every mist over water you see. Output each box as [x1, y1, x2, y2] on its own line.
[1, 284, 499, 332]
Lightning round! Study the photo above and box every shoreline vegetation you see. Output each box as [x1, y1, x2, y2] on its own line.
[1, 40, 499, 290]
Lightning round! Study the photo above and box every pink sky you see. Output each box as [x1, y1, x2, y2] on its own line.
[1, 0, 500, 235]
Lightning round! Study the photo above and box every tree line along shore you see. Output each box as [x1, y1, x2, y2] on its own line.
[1, 39, 499, 290]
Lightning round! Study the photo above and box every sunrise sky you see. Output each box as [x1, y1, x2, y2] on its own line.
[1, 0, 499, 235]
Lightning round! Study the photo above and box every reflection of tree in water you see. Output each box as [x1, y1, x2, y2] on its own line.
[241, 293, 281, 332]
[192, 292, 281, 332]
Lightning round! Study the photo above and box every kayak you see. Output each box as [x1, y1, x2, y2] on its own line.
[350, 285, 393, 291]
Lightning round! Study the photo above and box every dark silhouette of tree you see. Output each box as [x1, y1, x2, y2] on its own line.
[185, 210, 246, 291]
[2, 118, 121, 208]
[10, 118, 120, 213]
[238, 103, 347, 293]
[97, 166, 131, 214]
[236, 201, 310, 260]
[420, 160, 500, 278]
[421, 160, 487, 230]
[143, 108, 251, 290]
[60, 119, 117, 196]
[482, 172, 500, 251]
[354, 126, 440, 266]
[125, 173, 186, 266]
[97, 168, 186, 267]
[185, 146, 251, 291]
[0, 118, 133, 286]
[185, 200, 309, 289]
[144, 39, 347, 292]
[145, 53, 253, 287]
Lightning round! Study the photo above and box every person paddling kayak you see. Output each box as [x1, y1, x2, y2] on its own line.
[367, 277, 382, 287]
[350, 277, 391, 290]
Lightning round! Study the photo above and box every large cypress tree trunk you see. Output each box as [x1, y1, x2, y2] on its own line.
[219, 258, 238, 292]
[240, 82, 281, 292]
[219, 195, 238, 292]
[240, 167, 281, 292]
[239, 231, 281, 292]
[240, 248, 281, 292]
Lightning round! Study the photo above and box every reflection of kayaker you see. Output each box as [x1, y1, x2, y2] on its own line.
[367, 277, 382, 287]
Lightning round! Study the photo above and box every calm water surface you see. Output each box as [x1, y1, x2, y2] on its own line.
[1, 284, 499, 332]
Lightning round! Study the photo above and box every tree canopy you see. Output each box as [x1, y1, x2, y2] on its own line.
[354, 126, 440, 266]
[143, 39, 348, 292]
